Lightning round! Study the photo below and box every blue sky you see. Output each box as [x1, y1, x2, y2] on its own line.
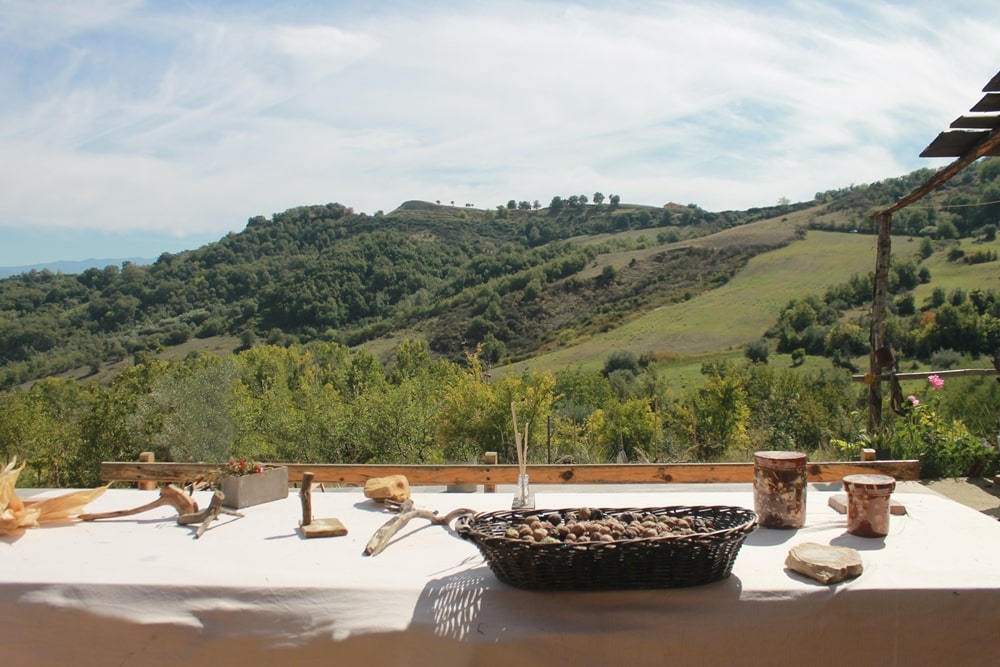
[2, 1, 999, 266]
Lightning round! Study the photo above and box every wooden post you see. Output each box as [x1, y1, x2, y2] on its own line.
[138, 452, 156, 490]
[547, 415, 552, 464]
[300, 471, 315, 526]
[484, 452, 497, 493]
[868, 211, 892, 433]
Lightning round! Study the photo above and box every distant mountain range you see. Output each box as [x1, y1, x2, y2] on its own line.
[0, 257, 153, 279]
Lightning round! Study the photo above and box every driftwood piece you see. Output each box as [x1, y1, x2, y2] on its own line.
[177, 490, 243, 539]
[80, 484, 198, 521]
[299, 471, 348, 538]
[364, 499, 474, 557]
[363, 475, 411, 503]
[300, 472, 315, 525]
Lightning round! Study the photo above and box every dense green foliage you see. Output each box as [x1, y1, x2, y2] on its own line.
[5, 339, 993, 488]
[769, 259, 1000, 367]
[0, 341, 879, 487]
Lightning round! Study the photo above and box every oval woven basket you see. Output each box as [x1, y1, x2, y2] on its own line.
[457, 505, 757, 590]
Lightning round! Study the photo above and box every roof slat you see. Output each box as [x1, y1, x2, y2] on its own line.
[920, 130, 990, 157]
[984, 70, 1000, 92]
[950, 115, 1000, 129]
[970, 92, 1000, 112]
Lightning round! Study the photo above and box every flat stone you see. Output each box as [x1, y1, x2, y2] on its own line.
[785, 542, 863, 584]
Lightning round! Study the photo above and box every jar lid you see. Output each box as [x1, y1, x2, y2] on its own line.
[753, 451, 807, 469]
[842, 474, 896, 492]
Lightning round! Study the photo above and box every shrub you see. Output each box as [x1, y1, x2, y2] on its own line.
[603, 350, 640, 377]
[930, 349, 962, 370]
[743, 339, 770, 364]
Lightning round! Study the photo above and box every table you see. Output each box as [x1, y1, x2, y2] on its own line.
[3, 483, 1000, 666]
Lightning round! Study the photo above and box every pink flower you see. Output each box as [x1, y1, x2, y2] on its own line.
[927, 374, 944, 390]
[907, 395, 920, 407]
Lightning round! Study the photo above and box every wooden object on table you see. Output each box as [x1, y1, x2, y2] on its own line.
[299, 472, 348, 538]
[80, 484, 198, 521]
[363, 474, 411, 503]
[828, 493, 906, 515]
[220, 466, 289, 509]
[177, 490, 243, 539]
[364, 499, 474, 557]
[786, 542, 863, 584]
[510, 403, 534, 510]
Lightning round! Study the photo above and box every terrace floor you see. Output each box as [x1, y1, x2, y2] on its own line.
[927, 476, 1000, 519]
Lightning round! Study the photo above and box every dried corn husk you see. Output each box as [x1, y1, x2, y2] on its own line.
[1, 458, 108, 536]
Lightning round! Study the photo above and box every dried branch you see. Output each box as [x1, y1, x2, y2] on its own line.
[364, 499, 474, 556]
[80, 484, 198, 521]
[176, 489, 243, 539]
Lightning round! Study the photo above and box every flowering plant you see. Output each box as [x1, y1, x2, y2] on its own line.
[223, 458, 267, 476]
[891, 374, 997, 478]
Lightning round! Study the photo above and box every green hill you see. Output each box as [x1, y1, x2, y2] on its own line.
[506, 226, 882, 374]
[1, 159, 999, 390]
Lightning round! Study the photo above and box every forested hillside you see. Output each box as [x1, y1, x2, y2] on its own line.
[2, 162, 1000, 487]
[0, 195, 808, 389]
[5, 161, 997, 390]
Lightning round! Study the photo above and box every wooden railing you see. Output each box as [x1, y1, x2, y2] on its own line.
[101, 457, 920, 489]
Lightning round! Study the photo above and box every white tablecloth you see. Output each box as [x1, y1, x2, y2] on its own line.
[3, 483, 1000, 666]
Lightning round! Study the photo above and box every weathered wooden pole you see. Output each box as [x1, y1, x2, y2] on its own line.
[868, 211, 893, 432]
[867, 113, 1000, 432]
[138, 451, 156, 490]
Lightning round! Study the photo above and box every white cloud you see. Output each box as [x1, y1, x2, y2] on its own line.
[1, 0, 999, 257]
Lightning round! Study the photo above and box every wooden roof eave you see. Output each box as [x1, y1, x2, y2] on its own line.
[878, 125, 1000, 217]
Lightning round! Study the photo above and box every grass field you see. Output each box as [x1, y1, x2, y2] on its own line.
[912, 236, 1000, 305]
[505, 228, 882, 375]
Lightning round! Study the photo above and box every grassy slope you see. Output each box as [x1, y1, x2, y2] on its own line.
[913, 237, 1000, 305]
[65, 214, 997, 389]
[504, 227, 881, 376]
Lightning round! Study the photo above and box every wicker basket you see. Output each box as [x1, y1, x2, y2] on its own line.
[457, 505, 757, 590]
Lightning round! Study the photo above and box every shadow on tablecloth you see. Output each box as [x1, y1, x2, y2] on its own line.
[410, 563, 743, 642]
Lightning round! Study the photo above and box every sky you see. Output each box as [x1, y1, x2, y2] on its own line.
[2, 1, 999, 267]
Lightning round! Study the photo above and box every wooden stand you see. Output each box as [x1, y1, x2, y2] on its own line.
[299, 472, 348, 538]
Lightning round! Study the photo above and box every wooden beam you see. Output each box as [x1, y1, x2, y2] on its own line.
[100, 460, 921, 485]
[868, 211, 892, 431]
[970, 93, 1000, 113]
[853, 367, 999, 382]
[950, 115, 1000, 130]
[986, 70, 1000, 92]
[881, 126, 1000, 216]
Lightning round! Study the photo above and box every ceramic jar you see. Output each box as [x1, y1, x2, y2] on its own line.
[842, 474, 896, 537]
[753, 451, 808, 529]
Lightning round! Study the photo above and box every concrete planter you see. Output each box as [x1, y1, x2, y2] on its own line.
[220, 466, 289, 509]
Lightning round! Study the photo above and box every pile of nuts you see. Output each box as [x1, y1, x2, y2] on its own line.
[502, 507, 717, 544]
